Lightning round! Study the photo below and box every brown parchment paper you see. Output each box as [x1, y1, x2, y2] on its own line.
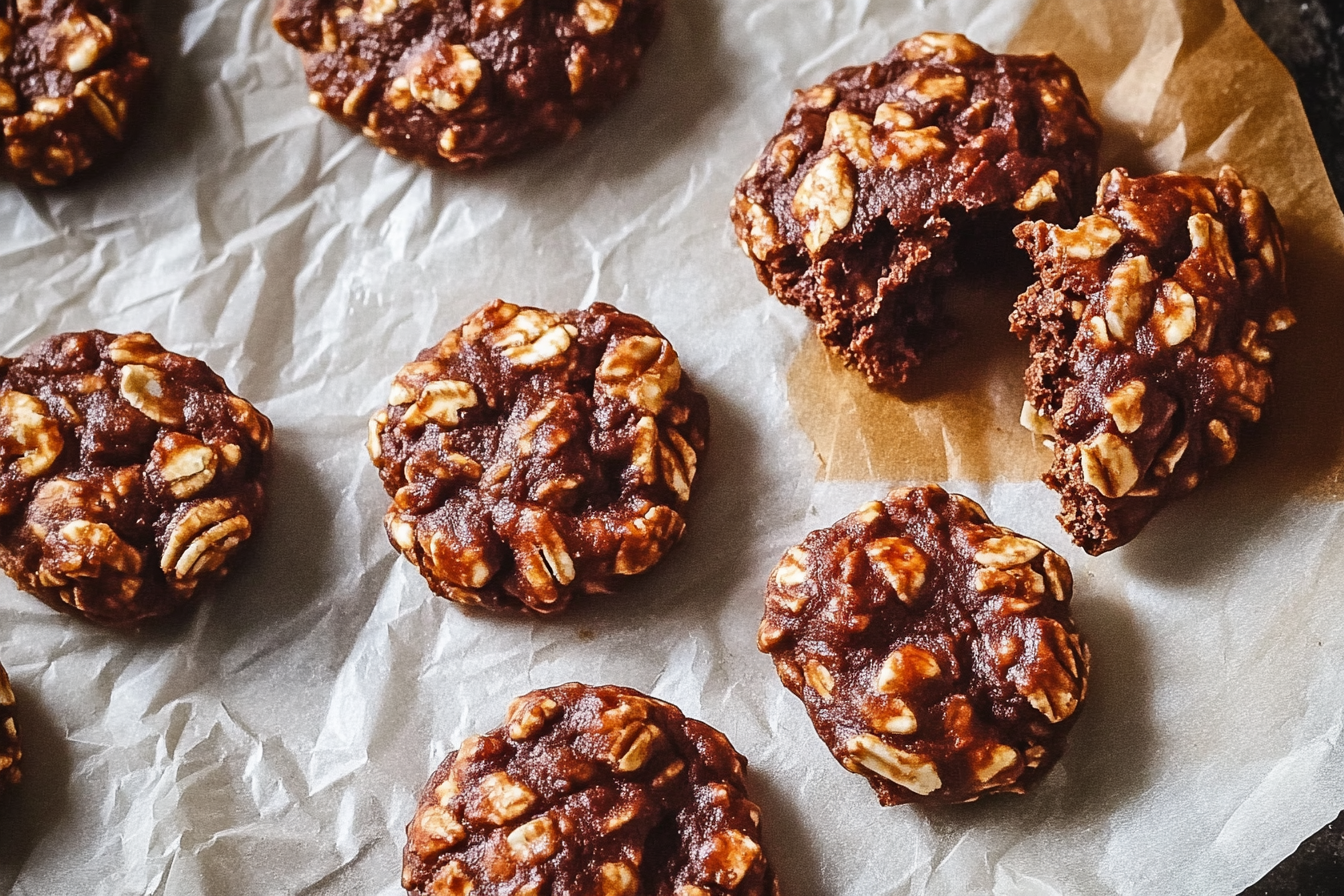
[2, 1, 1344, 895]
[791, 0, 1344, 498]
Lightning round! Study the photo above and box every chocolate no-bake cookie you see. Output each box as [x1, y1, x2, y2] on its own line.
[1, 0, 151, 186]
[368, 300, 707, 615]
[0, 331, 271, 626]
[0, 661, 19, 794]
[402, 683, 776, 896]
[1012, 166, 1294, 554]
[272, 0, 662, 168]
[731, 31, 1101, 387]
[758, 485, 1088, 805]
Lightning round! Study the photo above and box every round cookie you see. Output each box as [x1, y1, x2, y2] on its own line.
[0, 661, 19, 794]
[368, 300, 707, 615]
[1, 0, 152, 186]
[1012, 166, 1294, 554]
[730, 31, 1101, 388]
[757, 484, 1089, 805]
[272, 0, 663, 168]
[402, 683, 776, 896]
[0, 331, 272, 626]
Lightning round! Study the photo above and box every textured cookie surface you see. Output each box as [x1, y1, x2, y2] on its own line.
[273, 0, 662, 167]
[368, 300, 707, 615]
[0, 331, 271, 625]
[0, 661, 18, 794]
[1012, 166, 1294, 554]
[402, 683, 776, 896]
[1, 0, 151, 186]
[758, 484, 1088, 805]
[731, 31, 1100, 387]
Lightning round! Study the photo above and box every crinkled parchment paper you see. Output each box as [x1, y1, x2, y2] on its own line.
[2, 0, 1343, 893]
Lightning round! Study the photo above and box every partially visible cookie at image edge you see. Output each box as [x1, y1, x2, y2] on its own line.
[731, 31, 1101, 388]
[1, 0, 152, 186]
[0, 661, 19, 794]
[402, 683, 776, 896]
[0, 330, 272, 626]
[273, 0, 664, 168]
[758, 484, 1089, 805]
[368, 300, 708, 616]
[1012, 165, 1294, 554]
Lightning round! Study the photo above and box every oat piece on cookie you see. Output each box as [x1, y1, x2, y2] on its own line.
[731, 31, 1101, 388]
[0, 661, 19, 794]
[402, 683, 776, 896]
[1, 0, 151, 186]
[272, 0, 663, 168]
[0, 331, 272, 626]
[758, 484, 1088, 805]
[1012, 166, 1293, 554]
[368, 300, 708, 615]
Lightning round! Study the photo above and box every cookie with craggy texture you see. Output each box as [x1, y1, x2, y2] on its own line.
[1, 0, 151, 186]
[759, 485, 1088, 805]
[367, 300, 708, 615]
[402, 683, 777, 896]
[731, 31, 1100, 388]
[0, 331, 271, 625]
[273, 0, 662, 167]
[1012, 166, 1293, 554]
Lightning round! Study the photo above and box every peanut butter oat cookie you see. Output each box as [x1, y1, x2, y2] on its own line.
[1012, 166, 1293, 554]
[731, 32, 1100, 388]
[402, 683, 776, 896]
[0, 661, 19, 794]
[758, 485, 1088, 805]
[1, 0, 151, 186]
[272, 0, 662, 168]
[0, 331, 272, 626]
[368, 300, 708, 615]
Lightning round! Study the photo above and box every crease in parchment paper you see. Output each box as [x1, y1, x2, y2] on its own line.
[2, 1, 1344, 894]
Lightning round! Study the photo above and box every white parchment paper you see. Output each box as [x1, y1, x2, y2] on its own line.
[3, 0, 1344, 894]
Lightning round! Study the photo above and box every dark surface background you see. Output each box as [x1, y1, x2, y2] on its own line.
[1238, 0, 1344, 201]
[1234, 1, 1344, 893]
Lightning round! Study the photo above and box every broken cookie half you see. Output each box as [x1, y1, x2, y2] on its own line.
[731, 31, 1101, 388]
[1012, 166, 1294, 554]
